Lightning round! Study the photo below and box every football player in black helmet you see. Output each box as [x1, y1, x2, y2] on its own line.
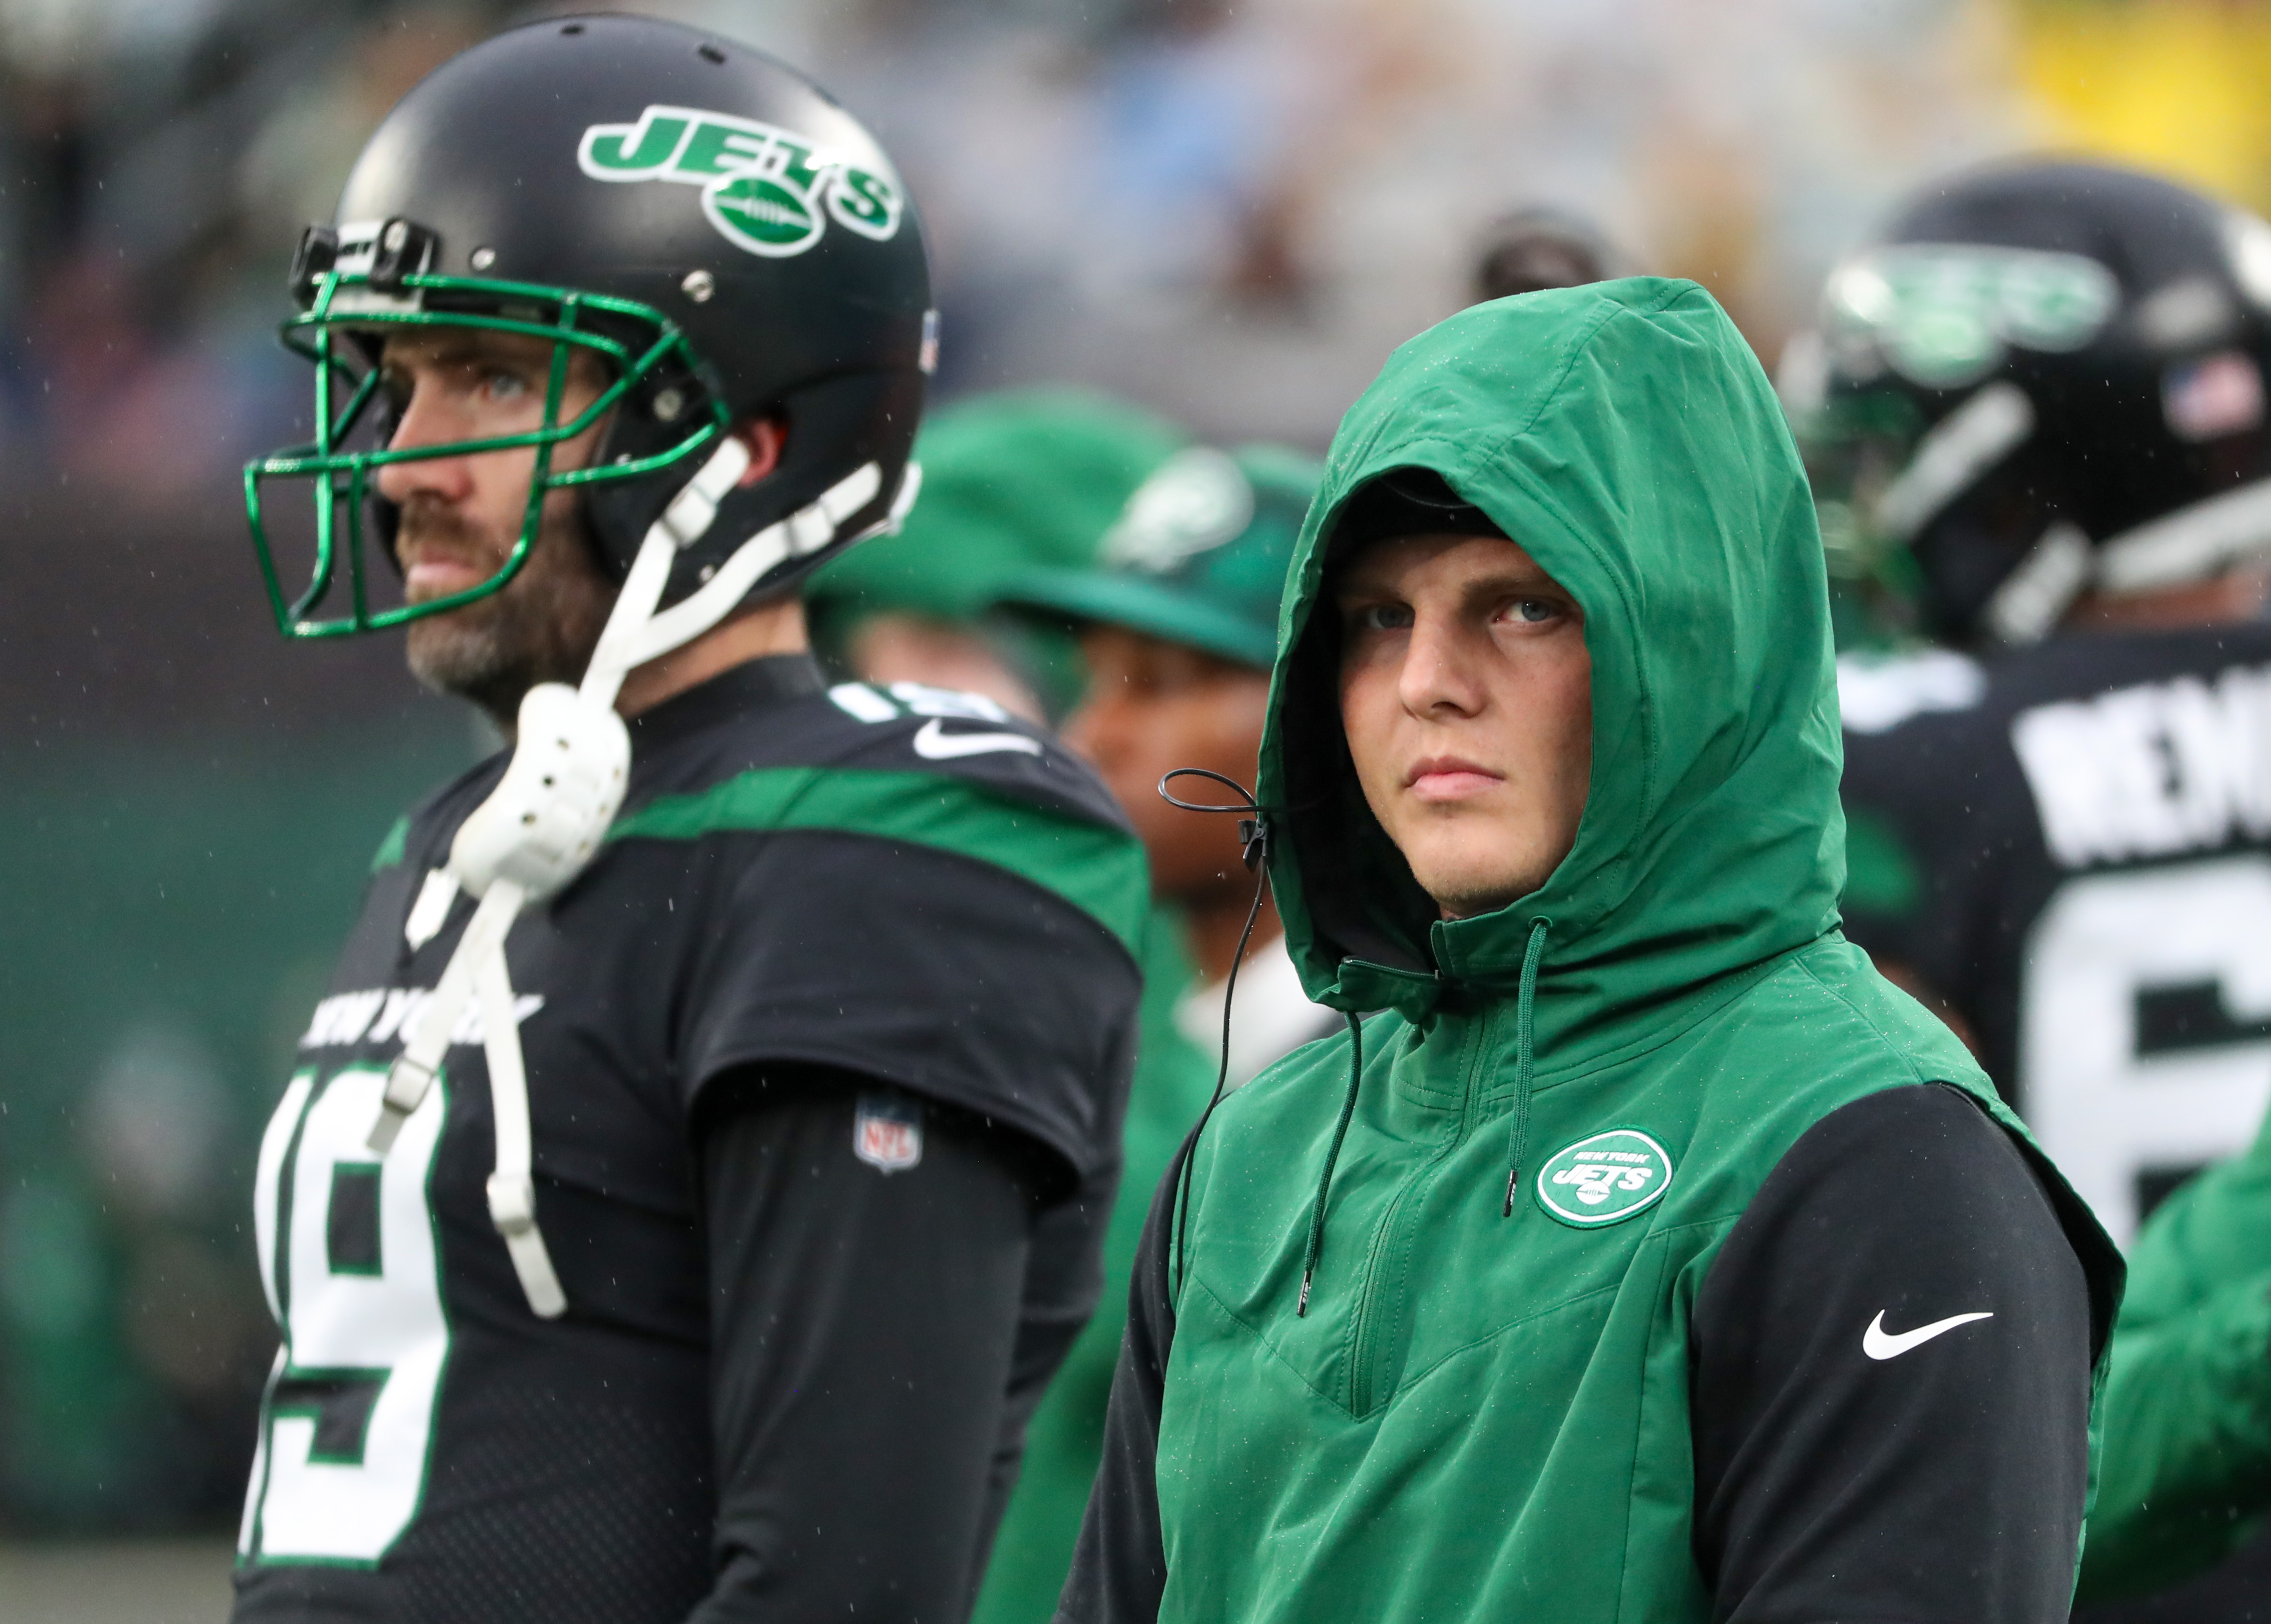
[226, 18, 1147, 1622]
[1804, 159, 2271, 1618]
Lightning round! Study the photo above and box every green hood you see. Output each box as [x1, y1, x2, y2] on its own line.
[1261, 277, 1844, 1066]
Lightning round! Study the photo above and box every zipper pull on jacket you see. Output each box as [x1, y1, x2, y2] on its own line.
[1503, 917, 1550, 1217]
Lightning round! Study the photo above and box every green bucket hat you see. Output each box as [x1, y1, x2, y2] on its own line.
[1000, 443, 1323, 669]
[807, 387, 1188, 620]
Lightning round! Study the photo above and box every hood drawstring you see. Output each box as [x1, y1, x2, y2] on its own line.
[1502, 917, 1550, 1217]
[1297, 1010, 1364, 1317]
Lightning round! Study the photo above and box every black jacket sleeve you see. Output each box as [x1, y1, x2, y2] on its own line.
[1051, 1131, 1194, 1624]
[1691, 1082, 2102, 1624]
[685, 1066, 1054, 1624]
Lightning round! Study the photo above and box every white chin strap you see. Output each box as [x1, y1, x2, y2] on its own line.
[366, 442, 916, 1317]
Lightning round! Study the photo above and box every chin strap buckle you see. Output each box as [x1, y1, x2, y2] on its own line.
[367, 1055, 436, 1155]
[486, 1172, 538, 1235]
[485, 1173, 565, 1319]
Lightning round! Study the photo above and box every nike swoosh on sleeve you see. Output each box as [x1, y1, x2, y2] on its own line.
[911, 718, 1044, 761]
[1863, 1308, 1994, 1360]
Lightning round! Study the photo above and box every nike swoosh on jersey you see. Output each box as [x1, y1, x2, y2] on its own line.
[911, 718, 1044, 760]
[1863, 1308, 1994, 1360]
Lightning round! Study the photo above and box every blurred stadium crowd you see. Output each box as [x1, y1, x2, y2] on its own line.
[5, 0, 2271, 1558]
[0, 0, 2112, 499]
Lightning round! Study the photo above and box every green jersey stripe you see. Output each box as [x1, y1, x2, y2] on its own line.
[606, 766, 1149, 953]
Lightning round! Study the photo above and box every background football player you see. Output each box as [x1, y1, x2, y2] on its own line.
[965, 438, 1342, 1624]
[226, 17, 1146, 1622]
[1006, 442, 1345, 1092]
[1797, 158, 2271, 1619]
[809, 388, 1189, 727]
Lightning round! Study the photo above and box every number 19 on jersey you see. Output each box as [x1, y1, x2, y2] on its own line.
[238, 1067, 451, 1565]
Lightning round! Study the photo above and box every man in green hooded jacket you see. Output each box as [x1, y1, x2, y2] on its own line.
[1058, 279, 2126, 1623]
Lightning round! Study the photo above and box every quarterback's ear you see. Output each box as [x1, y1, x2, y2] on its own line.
[729, 413, 789, 488]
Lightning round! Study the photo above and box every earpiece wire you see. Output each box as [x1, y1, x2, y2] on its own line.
[1158, 767, 1272, 1293]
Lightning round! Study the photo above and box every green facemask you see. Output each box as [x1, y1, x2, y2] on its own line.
[244, 261, 728, 640]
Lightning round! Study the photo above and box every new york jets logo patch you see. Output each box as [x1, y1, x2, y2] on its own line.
[1535, 1128, 1673, 1227]
[577, 104, 903, 260]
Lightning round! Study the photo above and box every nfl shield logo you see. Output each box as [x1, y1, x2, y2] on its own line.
[853, 1093, 924, 1174]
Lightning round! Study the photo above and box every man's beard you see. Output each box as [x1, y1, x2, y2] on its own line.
[399, 498, 618, 727]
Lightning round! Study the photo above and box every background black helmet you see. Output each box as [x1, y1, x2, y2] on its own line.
[247, 13, 933, 639]
[1471, 206, 1629, 303]
[1791, 159, 2271, 647]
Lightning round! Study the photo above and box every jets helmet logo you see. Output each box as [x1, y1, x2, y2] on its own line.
[1534, 1128, 1674, 1228]
[577, 104, 903, 259]
[1824, 244, 2119, 389]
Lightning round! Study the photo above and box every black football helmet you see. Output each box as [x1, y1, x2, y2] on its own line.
[245, 13, 933, 638]
[1791, 159, 2271, 647]
[1471, 206, 1629, 303]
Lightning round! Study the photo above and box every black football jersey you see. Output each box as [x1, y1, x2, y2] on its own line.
[1839, 625, 2271, 1249]
[230, 655, 1147, 1620]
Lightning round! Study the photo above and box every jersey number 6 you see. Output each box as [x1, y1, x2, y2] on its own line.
[2023, 854, 2271, 1248]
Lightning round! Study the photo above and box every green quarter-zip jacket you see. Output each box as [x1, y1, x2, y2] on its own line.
[1060, 279, 2124, 1624]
